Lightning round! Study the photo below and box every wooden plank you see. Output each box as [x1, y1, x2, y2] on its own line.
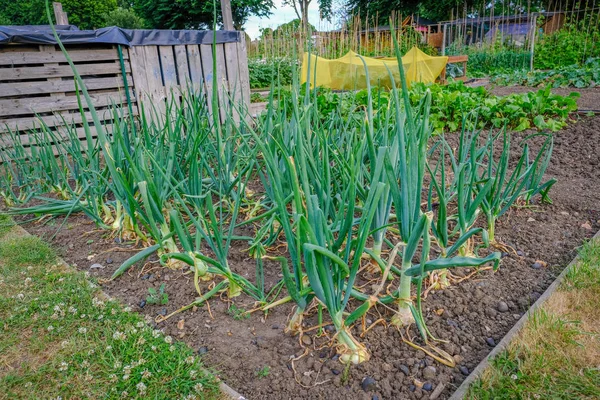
[159, 45, 179, 105]
[214, 44, 228, 122]
[2, 123, 115, 148]
[0, 76, 130, 98]
[174, 45, 190, 88]
[0, 91, 133, 117]
[0, 107, 135, 133]
[1, 62, 130, 81]
[128, 46, 150, 106]
[143, 46, 166, 117]
[199, 44, 215, 117]
[186, 45, 204, 96]
[236, 40, 251, 116]
[0, 48, 126, 66]
[223, 41, 241, 123]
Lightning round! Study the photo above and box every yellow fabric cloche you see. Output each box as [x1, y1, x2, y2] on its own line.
[300, 46, 448, 89]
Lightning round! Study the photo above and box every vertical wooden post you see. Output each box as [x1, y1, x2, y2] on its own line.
[53, 2, 69, 25]
[442, 24, 448, 55]
[221, 0, 234, 31]
[529, 15, 537, 71]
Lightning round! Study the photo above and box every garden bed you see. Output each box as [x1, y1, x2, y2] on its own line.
[14, 114, 600, 400]
[488, 86, 600, 112]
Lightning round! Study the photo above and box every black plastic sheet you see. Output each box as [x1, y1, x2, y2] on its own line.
[0, 25, 241, 46]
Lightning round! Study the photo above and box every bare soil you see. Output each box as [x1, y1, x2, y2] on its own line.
[15, 115, 600, 400]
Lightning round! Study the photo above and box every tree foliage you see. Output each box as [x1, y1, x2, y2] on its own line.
[346, 0, 485, 23]
[133, 0, 272, 30]
[0, 0, 117, 29]
[103, 7, 146, 28]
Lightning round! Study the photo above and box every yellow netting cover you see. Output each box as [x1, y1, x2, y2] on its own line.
[300, 46, 448, 89]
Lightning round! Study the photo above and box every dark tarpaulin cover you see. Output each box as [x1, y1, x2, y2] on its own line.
[0, 25, 241, 46]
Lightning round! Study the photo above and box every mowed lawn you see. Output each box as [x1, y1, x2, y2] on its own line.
[0, 214, 221, 400]
[468, 237, 600, 399]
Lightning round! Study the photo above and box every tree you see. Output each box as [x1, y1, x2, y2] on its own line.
[0, 0, 117, 29]
[133, 0, 272, 30]
[282, 0, 332, 31]
[273, 19, 316, 36]
[230, 0, 274, 31]
[345, 0, 485, 24]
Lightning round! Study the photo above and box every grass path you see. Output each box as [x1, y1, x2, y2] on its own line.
[0, 215, 220, 400]
[468, 238, 600, 399]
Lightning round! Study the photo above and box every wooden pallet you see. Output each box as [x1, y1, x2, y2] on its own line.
[0, 44, 135, 151]
[128, 41, 250, 124]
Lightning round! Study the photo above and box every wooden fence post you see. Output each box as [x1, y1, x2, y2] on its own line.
[53, 2, 69, 25]
[442, 24, 447, 55]
[529, 15, 538, 71]
[221, 0, 234, 31]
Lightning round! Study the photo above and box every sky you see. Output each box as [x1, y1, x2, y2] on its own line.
[244, 0, 338, 39]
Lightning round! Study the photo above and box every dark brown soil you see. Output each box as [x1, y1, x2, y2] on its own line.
[15, 115, 600, 400]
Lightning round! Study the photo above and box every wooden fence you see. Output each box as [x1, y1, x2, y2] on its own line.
[0, 35, 250, 152]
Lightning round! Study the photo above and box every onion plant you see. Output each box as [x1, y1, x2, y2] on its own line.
[477, 131, 556, 244]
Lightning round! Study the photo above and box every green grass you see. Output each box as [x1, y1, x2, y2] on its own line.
[0, 219, 220, 400]
[468, 238, 600, 399]
[0, 213, 14, 239]
[0, 236, 56, 267]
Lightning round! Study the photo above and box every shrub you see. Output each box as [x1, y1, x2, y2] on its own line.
[248, 57, 297, 89]
[103, 7, 146, 29]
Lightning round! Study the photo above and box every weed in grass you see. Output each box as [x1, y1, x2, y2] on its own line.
[0, 236, 219, 399]
[0, 214, 14, 238]
[146, 283, 169, 305]
[0, 236, 56, 267]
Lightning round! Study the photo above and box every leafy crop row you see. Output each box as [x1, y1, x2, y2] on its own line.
[491, 58, 600, 88]
[297, 81, 579, 134]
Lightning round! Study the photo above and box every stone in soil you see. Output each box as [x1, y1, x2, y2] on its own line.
[423, 382, 433, 391]
[422, 366, 437, 380]
[531, 261, 543, 269]
[408, 384, 416, 392]
[138, 299, 146, 308]
[89, 263, 104, 269]
[398, 364, 410, 376]
[361, 377, 377, 391]
[459, 366, 469, 375]
[105, 257, 113, 264]
[301, 335, 312, 345]
[497, 301, 509, 312]
[331, 369, 341, 375]
[158, 308, 167, 316]
[197, 346, 208, 355]
[486, 337, 496, 347]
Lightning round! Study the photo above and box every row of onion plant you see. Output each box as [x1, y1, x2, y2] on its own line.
[0, 13, 560, 366]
